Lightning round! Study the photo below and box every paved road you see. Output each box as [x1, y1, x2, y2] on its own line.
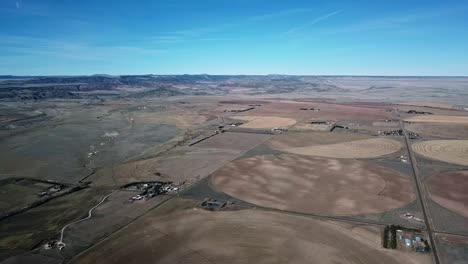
[397, 109, 440, 264]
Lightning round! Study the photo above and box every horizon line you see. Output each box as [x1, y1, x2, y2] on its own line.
[1, 74, 468, 78]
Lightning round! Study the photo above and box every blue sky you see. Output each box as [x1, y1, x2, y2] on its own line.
[0, 0, 467, 76]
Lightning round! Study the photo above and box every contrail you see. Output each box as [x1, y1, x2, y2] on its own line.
[285, 9, 343, 34]
[15, 0, 21, 9]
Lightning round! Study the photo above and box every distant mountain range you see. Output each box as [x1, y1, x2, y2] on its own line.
[1, 75, 467, 102]
[0, 74, 332, 100]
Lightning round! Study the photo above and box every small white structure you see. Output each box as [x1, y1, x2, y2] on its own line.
[405, 239, 412, 247]
[57, 241, 66, 250]
[400, 156, 408, 163]
[132, 195, 143, 200]
[102, 131, 119, 138]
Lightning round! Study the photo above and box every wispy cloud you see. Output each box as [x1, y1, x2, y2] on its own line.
[345, 13, 441, 32]
[152, 7, 315, 44]
[284, 10, 343, 35]
[0, 1, 53, 17]
[152, 36, 233, 44]
[0, 35, 166, 61]
[330, 7, 464, 34]
[249, 8, 313, 22]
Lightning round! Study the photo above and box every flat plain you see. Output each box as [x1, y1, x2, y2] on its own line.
[70, 198, 432, 264]
[211, 154, 415, 216]
[1, 75, 468, 264]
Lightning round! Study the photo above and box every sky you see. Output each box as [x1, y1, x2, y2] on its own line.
[0, 0, 467, 76]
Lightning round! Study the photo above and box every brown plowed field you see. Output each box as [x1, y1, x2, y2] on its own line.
[71, 205, 428, 264]
[247, 101, 393, 121]
[412, 140, 468, 166]
[404, 115, 468, 124]
[427, 171, 468, 218]
[268, 133, 402, 158]
[268, 132, 371, 149]
[211, 155, 415, 216]
[405, 123, 468, 139]
[285, 138, 402, 158]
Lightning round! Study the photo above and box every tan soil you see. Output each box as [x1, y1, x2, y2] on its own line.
[427, 171, 468, 218]
[372, 121, 400, 128]
[271, 137, 402, 159]
[211, 155, 415, 216]
[412, 140, 468, 166]
[267, 132, 371, 149]
[404, 115, 468, 124]
[71, 204, 427, 264]
[232, 115, 296, 129]
[405, 123, 468, 139]
[291, 123, 334, 131]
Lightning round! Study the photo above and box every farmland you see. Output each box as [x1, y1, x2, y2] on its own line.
[1, 75, 468, 264]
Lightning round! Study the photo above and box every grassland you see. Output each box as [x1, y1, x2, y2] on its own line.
[1, 76, 468, 263]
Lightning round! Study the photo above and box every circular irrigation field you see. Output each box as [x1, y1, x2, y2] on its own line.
[427, 170, 468, 218]
[268, 133, 402, 159]
[412, 140, 468, 166]
[211, 155, 415, 216]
